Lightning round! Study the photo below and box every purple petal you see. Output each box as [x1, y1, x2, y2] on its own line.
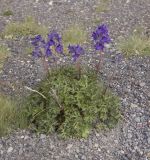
[76, 45, 84, 55]
[100, 35, 111, 44]
[94, 42, 104, 51]
[92, 32, 98, 41]
[45, 48, 52, 57]
[47, 39, 55, 46]
[97, 24, 108, 35]
[48, 31, 61, 42]
[31, 35, 43, 46]
[55, 44, 63, 54]
[68, 45, 76, 54]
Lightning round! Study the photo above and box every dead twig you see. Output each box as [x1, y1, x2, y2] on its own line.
[24, 86, 47, 99]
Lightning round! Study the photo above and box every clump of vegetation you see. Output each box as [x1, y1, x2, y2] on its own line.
[62, 24, 87, 52]
[3, 10, 13, 16]
[0, 45, 10, 71]
[2, 16, 48, 39]
[0, 24, 121, 139]
[95, 0, 110, 13]
[0, 95, 27, 137]
[92, 17, 102, 25]
[117, 33, 150, 57]
[23, 66, 120, 138]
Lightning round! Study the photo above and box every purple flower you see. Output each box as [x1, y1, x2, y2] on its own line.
[31, 31, 64, 59]
[68, 45, 84, 62]
[97, 24, 108, 35]
[48, 31, 62, 44]
[55, 44, 63, 54]
[92, 24, 111, 51]
[94, 42, 104, 51]
[31, 35, 42, 46]
[45, 48, 52, 57]
[47, 31, 63, 54]
[92, 32, 99, 41]
[100, 35, 111, 44]
[47, 39, 55, 47]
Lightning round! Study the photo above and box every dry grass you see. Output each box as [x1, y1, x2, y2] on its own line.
[2, 16, 48, 39]
[95, 0, 110, 13]
[62, 24, 87, 52]
[0, 45, 10, 71]
[0, 95, 27, 137]
[117, 33, 150, 57]
[3, 10, 13, 16]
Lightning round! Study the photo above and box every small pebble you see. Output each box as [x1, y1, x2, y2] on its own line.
[140, 82, 145, 87]
[135, 117, 141, 123]
[94, 143, 99, 148]
[40, 134, 46, 139]
[49, 1, 53, 6]
[7, 147, 13, 153]
[21, 136, 24, 139]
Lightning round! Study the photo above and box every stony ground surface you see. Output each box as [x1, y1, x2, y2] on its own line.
[0, 0, 150, 160]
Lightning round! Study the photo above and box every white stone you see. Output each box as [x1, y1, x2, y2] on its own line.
[104, 43, 111, 49]
[21, 136, 24, 139]
[7, 147, 13, 153]
[24, 135, 29, 140]
[40, 134, 46, 139]
[139, 82, 145, 87]
[49, 1, 53, 6]
[66, 144, 73, 150]
[94, 143, 99, 148]
[130, 103, 138, 108]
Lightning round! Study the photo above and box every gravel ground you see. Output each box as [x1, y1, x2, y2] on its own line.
[0, 0, 150, 160]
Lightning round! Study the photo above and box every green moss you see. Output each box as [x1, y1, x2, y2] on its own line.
[23, 66, 120, 138]
[3, 10, 13, 16]
[0, 95, 27, 137]
[0, 45, 10, 71]
[62, 24, 88, 52]
[117, 33, 150, 57]
[2, 16, 48, 39]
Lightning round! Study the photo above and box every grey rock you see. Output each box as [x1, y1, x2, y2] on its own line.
[148, 138, 150, 144]
[135, 117, 141, 123]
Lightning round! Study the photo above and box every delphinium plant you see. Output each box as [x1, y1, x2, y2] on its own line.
[92, 24, 123, 94]
[92, 24, 111, 73]
[23, 24, 120, 139]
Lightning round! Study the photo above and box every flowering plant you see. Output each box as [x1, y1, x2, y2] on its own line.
[92, 24, 111, 51]
[30, 24, 114, 75]
[92, 24, 111, 73]
[31, 31, 85, 73]
[24, 24, 121, 138]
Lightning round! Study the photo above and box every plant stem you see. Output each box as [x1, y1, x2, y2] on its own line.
[75, 58, 81, 80]
[96, 52, 104, 74]
[102, 63, 117, 96]
[42, 56, 49, 73]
